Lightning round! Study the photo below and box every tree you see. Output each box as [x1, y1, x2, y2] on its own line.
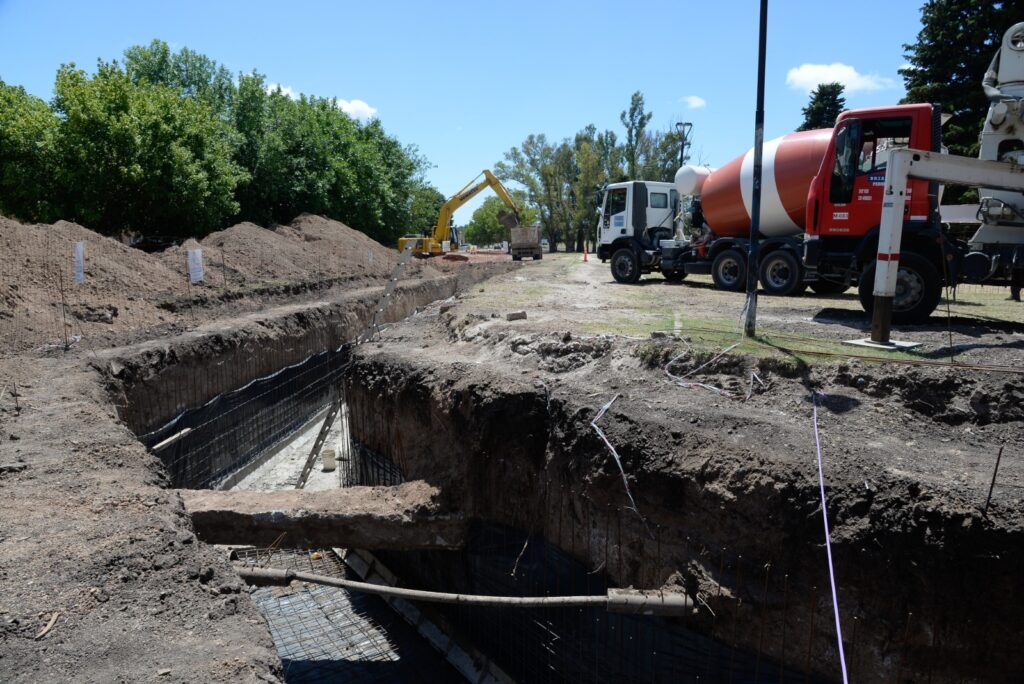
[638, 126, 686, 182]
[123, 39, 234, 115]
[901, 0, 1024, 202]
[408, 183, 446, 236]
[0, 40, 432, 243]
[595, 129, 624, 182]
[798, 82, 846, 131]
[463, 191, 536, 246]
[50, 62, 246, 237]
[571, 127, 607, 251]
[227, 72, 426, 244]
[0, 81, 59, 222]
[620, 91, 653, 178]
[496, 134, 562, 249]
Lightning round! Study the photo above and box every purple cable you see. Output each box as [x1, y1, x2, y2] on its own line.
[812, 392, 849, 683]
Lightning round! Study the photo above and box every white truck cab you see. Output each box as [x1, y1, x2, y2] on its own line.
[596, 180, 689, 283]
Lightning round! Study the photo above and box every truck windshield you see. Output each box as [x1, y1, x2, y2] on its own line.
[857, 117, 913, 174]
[607, 187, 628, 215]
[830, 120, 861, 204]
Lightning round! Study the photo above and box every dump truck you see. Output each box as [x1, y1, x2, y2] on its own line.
[510, 224, 543, 261]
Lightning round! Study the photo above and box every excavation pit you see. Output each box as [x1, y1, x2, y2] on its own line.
[112, 324, 817, 681]
[67, 259, 1022, 683]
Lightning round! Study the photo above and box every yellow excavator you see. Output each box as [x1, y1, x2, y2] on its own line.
[398, 169, 521, 256]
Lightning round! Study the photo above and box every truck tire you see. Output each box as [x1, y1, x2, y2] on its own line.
[858, 252, 942, 324]
[662, 269, 687, 283]
[711, 249, 746, 291]
[512, 255, 522, 261]
[809, 280, 850, 295]
[611, 247, 641, 284]
[532, 253, 542, 260]
[758, 250, 805, 296]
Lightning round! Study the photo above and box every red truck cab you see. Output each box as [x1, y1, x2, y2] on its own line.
[803, 103, 945, 321]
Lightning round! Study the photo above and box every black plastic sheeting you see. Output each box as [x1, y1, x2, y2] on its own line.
[138, 347, 348, 489]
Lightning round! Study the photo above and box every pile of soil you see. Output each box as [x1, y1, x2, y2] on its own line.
[158, 215, 441, 286]
[0, 217, 181, 351]
[0, 214, 442, 353]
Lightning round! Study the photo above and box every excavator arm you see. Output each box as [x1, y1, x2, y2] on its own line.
[399, 170, 521, 256]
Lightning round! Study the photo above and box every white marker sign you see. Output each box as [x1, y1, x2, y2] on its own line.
[73, 241, 85, 285]
[187, 248, 204, 284]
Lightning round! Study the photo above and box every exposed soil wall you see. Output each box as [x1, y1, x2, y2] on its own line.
[344, 351, 1024, 682]
[1, 259, 513, 683]
[103, 264, 514, 436]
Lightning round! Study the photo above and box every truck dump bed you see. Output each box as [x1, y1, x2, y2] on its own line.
[510, 225, 542, 260]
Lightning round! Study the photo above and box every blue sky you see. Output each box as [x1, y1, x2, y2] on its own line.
[0, 0, 925, 221]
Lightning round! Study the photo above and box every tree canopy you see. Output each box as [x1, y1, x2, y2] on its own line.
[901, 1, 1024, 202]
[797, 82, 846, 131]
[0, 39, 440, 244]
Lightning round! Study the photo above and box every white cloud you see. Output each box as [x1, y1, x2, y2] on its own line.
[265, 83, 378, 120]
[683, 95, 707, 109]
[266, 82, 296, 99]
[336, 99, 378, 120]
[785, 63, 895, 94]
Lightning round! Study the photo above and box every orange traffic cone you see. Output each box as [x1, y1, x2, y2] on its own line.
[583, 241, 589, 262]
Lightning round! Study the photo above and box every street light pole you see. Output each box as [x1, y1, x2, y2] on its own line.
[743, 0, 768, 338]
[675, 122, 693, 167]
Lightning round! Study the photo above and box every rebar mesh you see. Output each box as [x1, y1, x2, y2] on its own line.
[234, 548, 457, 683]
[138, 347, 347, 488]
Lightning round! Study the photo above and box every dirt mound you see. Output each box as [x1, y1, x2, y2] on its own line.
[0, 217, 182, 351]
[0, 213, 446, 353]
[158, 214, 441, 287]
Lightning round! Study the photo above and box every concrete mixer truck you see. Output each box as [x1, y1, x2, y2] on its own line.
[597, 103, 944, 308]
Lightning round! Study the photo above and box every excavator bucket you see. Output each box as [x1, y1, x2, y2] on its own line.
[497, 210, 520, 230]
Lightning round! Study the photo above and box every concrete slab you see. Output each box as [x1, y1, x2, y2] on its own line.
[844, 337, 922, 351]
[179, 480, 466, 550]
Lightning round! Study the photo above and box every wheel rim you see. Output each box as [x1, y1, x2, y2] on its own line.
[764, 257, 792, 290]
[614, 254, 635, 280]
[717, 257, 740, 286]
[894, 267, 925, 311]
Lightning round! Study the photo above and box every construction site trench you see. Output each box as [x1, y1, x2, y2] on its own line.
[3, 238, 1023, 683]
[116, 265, 1024, 682]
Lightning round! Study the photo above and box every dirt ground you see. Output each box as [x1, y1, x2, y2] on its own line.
[0, 240, 510, 682]
[346, 253, 1024, 680]
[368, 252, 1023, 514]
[1, 238, 1020, 681]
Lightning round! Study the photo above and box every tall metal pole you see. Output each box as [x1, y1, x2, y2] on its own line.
[743, 0, 768, 338]
[675, 122, 692, 167]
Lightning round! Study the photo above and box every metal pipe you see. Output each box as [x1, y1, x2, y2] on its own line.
[235, 566, 692, 616]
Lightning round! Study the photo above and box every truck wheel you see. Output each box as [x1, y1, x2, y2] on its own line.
[711, 249, 746, 291]
[512, 255, 522, 261]
[662, 269, 687, 283]
[611, 248, 641, 284]
[532, 253, 542, 260]
[758, 250, 805, 296]
[858, 252, 942, 324]
[809, 280, 849, 295]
